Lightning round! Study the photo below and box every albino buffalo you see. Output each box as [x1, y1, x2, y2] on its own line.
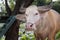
[16, 4, 60, 40]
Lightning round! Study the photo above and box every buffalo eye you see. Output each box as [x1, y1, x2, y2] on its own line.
[35, 13, 38, 15]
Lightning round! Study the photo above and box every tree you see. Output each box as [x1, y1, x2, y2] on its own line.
[37, 0, 52, 6]
[4, 0, 34, 40]
[52, 1, 60, 13]
[5, 0, 12, 16]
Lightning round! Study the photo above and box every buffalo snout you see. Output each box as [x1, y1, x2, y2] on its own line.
[25, 22, 34, 31]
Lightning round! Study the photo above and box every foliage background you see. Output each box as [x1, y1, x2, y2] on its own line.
[0, 0, 60, 40]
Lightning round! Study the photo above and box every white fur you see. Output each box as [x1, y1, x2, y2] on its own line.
[25, 5, 48, 31]
[25, 5, 40, 23]
[25, 5, 40, 30]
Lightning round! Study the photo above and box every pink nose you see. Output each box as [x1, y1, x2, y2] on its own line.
[26, 22, 33, 28]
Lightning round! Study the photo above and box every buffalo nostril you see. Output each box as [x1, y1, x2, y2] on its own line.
[30, 24, 33, 27]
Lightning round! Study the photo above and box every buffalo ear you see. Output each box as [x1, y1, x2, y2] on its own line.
[16, 14, 26, 22]
[37, 3, 53, 12]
